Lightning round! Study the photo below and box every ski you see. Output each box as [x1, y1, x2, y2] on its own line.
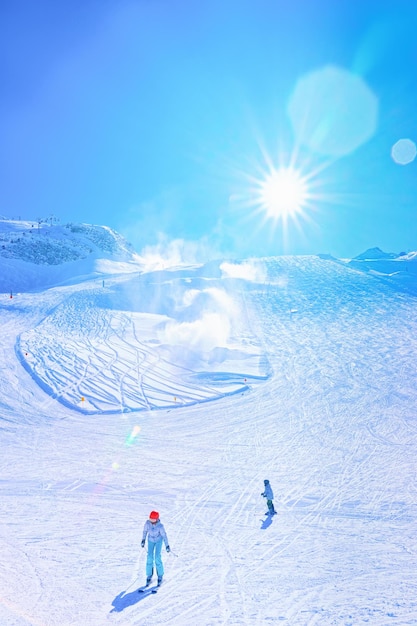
[138, 579, 162, 594]
[138, 584, 159, 594]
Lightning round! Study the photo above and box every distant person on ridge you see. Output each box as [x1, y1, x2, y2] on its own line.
[261, 479, 276, 515]
[141, 510, 170, 586]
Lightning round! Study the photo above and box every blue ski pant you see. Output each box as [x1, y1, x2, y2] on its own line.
[146, 539, 164, 577]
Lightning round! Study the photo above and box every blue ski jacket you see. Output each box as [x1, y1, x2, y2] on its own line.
[142, 520, 169, 546]
[262, 483, 274, 500]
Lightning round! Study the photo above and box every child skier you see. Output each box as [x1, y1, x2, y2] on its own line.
[141, 510, 170, 585]
[261, 479, 276, 515]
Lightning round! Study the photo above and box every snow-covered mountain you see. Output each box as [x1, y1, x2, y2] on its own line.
[1, 219, 416, 625]
[0, 219, 142, 292]
[344, 246, 417, 296]
[352, 246, 399, 261]
[0, 219, 136, 263]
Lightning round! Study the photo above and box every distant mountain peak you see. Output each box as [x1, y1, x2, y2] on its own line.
[353, 247, 398, 261]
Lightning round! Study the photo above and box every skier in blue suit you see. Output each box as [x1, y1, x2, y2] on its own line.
[141, 510, 170, 585]
[261, 479, 276, 515]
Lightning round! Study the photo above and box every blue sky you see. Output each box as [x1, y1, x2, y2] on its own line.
[1, 0, 416, 259]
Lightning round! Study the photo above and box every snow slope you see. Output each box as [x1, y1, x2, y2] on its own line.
[0, 223, 417, 625]
[0, 219, 142, 292]
[16, 268, 269, 414]
[345, 248, 417, 297]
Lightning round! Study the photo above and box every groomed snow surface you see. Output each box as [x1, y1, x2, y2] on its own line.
[1, 227, 417, 625]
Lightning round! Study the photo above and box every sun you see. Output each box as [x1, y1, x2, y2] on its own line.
[228, 141, 329, 251]
[258, 167, 308, 221]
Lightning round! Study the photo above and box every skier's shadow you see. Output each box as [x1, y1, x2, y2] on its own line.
[110, 587, 156, 613]
[260, 514, 274, 530]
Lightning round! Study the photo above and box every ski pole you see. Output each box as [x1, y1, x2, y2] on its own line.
[125, 545, 145, 592]
[124, 576, 140, 593]
[168, 549, 178, 558]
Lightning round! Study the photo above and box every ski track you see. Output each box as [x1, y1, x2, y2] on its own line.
[1, 258, 417, 624]
[16, 278, 266, 415]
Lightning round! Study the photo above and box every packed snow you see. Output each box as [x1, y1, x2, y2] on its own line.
[1, 219, 416, 625]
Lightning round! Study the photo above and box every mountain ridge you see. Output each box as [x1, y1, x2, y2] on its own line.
[0, 218, 416, 295]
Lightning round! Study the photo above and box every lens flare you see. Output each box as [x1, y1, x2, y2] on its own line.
[287, 65, 378, 157]
[125, 425, 141, 446]
[391, 138, 416, 165]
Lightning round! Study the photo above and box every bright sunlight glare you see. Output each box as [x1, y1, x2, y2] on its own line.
[229, 141, 333, 252]
[258, 168, 308, 220]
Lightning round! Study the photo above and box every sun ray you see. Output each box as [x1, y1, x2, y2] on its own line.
[222, 121, 352, 255]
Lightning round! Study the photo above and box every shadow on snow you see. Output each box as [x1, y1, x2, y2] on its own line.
[260, 514, 275, 530]
[110, 586, 158, 612]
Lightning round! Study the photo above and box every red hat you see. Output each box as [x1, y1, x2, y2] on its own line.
[149, 510, 159, 521]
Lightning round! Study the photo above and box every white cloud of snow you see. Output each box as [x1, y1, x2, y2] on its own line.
[136, 234, 220, 271]
[220, 259, 267, 282]
[160, 286, 239, 351]
[160, 311, 231, 351]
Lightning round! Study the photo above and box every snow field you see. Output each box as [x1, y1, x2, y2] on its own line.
[0, 254, 416, 624]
